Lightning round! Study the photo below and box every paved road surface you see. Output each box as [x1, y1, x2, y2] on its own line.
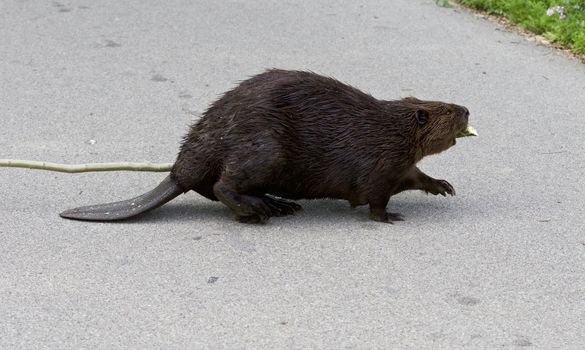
[1, 0, 584, 348]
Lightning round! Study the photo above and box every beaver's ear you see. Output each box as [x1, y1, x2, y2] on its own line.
[415, 110, 429, 125]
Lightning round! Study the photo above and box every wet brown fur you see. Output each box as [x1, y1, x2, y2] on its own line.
[171, 69, 469, 223]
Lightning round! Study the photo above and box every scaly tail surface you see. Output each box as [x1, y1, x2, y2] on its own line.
[59, 175, 183, 221]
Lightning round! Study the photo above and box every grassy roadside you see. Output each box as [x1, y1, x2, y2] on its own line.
[451, 0, 585, 55]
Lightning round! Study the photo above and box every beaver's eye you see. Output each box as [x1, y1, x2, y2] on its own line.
[446, 110, 452, 115]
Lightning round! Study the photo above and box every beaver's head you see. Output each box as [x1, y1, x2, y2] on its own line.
[403, 97, 469, 157]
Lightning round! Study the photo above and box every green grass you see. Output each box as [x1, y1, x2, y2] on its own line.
[455, 0, 585, 54]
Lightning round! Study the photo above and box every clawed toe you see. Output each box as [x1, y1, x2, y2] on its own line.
[369, 210, 405, 224]
[437, 180, 455, 196]
[234, 196, 302, 224]
[426, 179, 456, 197]
[237, 214, 268, 224]
[262, 195, 302, 217]
[387, 212, 404, 221]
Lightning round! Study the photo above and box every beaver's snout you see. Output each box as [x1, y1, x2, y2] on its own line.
[462, 107, 470, 121]
[455, 105, 470, 132]
[455, 105, 469, 122]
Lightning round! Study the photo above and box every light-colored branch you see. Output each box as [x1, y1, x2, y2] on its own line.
[0, 159, 173, 173]
[456, 126, 478, 138]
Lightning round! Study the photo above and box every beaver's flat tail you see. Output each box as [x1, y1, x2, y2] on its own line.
[59, 175, 183, 221]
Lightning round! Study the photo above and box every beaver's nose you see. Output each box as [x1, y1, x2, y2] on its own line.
[462, 107, 470, 121]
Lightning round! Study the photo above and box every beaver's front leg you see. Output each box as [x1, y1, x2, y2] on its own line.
[367, 183, 404, 224]
[393, 167, 455, 197]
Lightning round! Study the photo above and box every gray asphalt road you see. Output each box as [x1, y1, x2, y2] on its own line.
[2, 0, 585, 349]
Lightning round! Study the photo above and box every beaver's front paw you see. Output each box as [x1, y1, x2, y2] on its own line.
[425, 179, 455, 197]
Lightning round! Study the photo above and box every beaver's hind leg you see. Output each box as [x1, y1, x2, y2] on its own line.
[213, 183, 302, 223]
[212, 184, 268, 223]
[212, 138, 299, 223]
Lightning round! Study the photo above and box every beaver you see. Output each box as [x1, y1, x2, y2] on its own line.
[60, 69, 469, 224]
